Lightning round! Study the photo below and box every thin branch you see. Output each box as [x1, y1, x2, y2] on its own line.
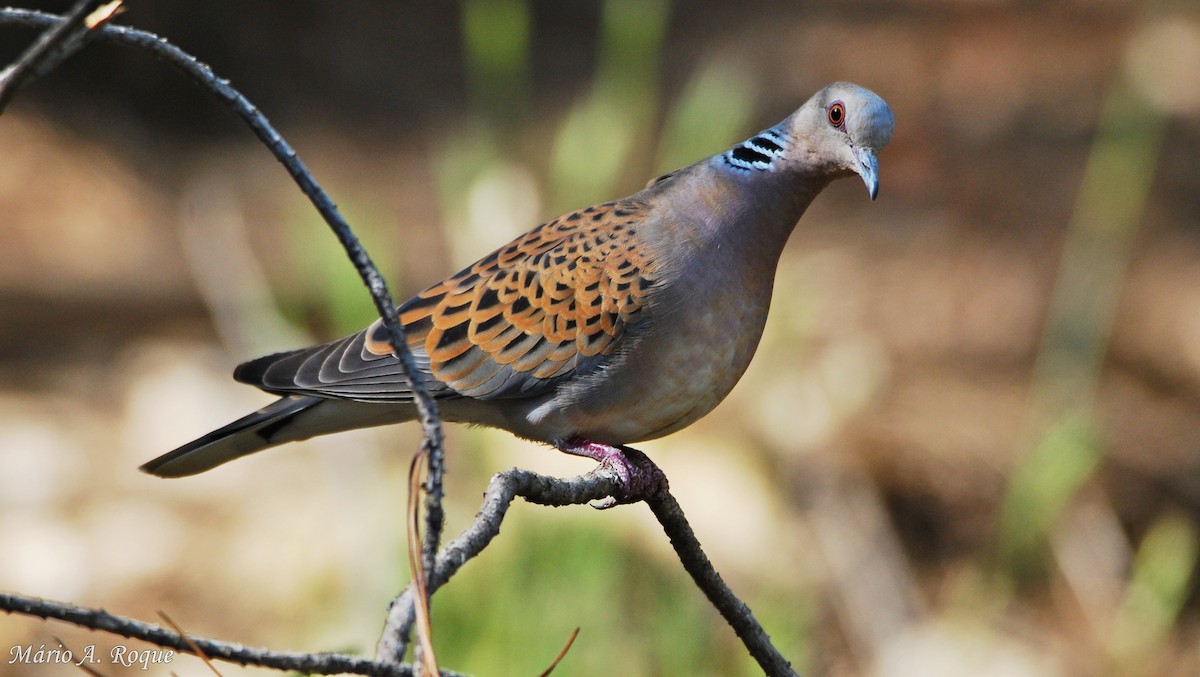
[537, 627, 580, 677]
[0, 592, 478, 677]
[0, 8, 448, 661]
[646, 492, 801, 677]
[0, 0, 116, 113]
[157, 610, 221, 677]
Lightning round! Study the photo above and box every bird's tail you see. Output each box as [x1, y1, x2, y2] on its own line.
[140, 395, 329, 477]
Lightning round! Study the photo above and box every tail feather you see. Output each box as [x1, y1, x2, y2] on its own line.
[140, 396, 321, 477]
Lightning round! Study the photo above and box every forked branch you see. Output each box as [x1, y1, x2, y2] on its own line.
[377, 461, 799, 676]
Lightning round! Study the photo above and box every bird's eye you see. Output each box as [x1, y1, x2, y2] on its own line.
[827, 101, 846, 129]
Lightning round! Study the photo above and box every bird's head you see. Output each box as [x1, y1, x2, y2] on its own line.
[788, 82, 894, 200]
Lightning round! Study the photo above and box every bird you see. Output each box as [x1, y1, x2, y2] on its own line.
[142, 81, 894, 503]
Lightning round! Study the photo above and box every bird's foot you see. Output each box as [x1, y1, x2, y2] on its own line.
[555, 437, 669, 509]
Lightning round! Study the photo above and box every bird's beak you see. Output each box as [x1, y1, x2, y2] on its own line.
[853, 147, 880, 201]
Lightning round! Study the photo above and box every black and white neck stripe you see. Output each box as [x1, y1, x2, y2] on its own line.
[721, 128, 787, 172]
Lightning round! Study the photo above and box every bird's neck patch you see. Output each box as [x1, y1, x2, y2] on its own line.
[721, 128, 787, 173]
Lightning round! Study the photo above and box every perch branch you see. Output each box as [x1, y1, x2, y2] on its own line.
[377, 459, 799, 677]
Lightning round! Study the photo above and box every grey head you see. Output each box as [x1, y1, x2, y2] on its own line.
[780, 82, 895, 199]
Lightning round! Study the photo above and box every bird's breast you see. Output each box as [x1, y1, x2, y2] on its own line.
[552, 261, 775, 443]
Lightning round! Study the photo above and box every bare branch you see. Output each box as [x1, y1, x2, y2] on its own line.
[0, 592, 477, 677]
[646, 491, 801, 677]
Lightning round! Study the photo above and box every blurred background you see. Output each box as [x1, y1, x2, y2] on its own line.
[1, 1, 1199, 675]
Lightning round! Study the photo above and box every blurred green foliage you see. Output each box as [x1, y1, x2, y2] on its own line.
[280, 189, 395, 337]
[548, 0, 669, 211]
[998, 413, 1103, 582]
[996, 57, 1180, 585]
[1110, 514, 1199, 674]
[432, 520, 751, 675]
[654, 57, 759, 174]
[462, 0, 532, 124]
[992, 26, 1199, 672]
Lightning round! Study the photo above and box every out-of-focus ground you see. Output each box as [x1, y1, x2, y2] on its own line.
[2, 1, 1199, 675]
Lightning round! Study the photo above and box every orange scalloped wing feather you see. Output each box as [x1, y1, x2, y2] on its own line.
[364, 200, 658, 399]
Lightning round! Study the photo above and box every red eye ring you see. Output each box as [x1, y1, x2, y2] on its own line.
[827, 101, 846, 129]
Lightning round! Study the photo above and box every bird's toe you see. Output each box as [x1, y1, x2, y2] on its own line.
[555, 437, 669, 508]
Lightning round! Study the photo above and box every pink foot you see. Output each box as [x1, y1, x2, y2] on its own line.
[555, 437, 669, 509]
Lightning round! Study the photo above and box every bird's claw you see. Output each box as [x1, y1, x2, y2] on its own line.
[556, 437, 668, 508]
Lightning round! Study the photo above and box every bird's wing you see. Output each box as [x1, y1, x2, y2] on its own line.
[234, 328, 450, 402]
[236, 199, 659, 402]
